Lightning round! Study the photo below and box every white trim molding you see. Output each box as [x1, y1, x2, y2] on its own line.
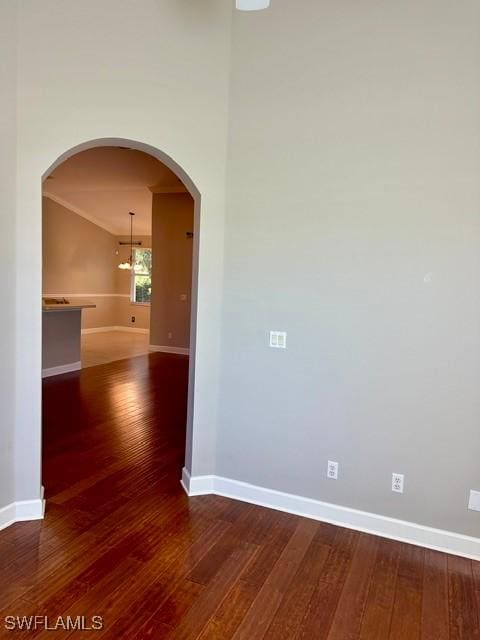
[114, 326, 149, 334]
[44, 293, 130, 299]
[82, 326, 150, 335]
[0, 495, 45, 532]
[42, 361, 81, 378]
[81, 326, 116, 335]
[181, 468, 213, 495]
[149, 344, 190, 356]
[181, 471, 480, 561]
[181, 467, 192, 495]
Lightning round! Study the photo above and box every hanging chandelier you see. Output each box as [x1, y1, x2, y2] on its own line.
[118, 212, 136, 270]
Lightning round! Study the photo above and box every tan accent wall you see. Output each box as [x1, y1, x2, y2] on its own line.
[115, 235, 152, 330]
[115, 297, 150, 330]
[42, 198, 151, 330]
[115, 235, 152, 293]
[43, 197, 117, 294]
[150, 194, 194, 350]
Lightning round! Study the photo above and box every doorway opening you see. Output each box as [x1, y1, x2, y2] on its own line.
[41, 138, 200, 508]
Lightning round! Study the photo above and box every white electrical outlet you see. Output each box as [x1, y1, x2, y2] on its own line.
[392, 473, 404, 494]
[327, 460, 338, 480]
[269, 331, 287, 349]
[468, 490, 480, 512]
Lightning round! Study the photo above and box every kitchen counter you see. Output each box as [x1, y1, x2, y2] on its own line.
[42, 298, 96, 312]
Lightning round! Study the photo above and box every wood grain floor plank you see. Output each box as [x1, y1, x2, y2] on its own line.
[263, 538, 331, 640]
[195, 579, 259, 640]
[388, 544, 425, 640]
[162, 544, 259, 640]
[326, 532, 379, 640]
[296, 527, 359, 640]
[88, 518, 232, 639]
[358, 538, 400, 640]
[448, 554, 480, 640]
[0, 354, 468, 640]
[473, 559, 480, 590]
[194, 511, 299, 640]
[231, 519, 319, 640]
[420, 549, 449, 640]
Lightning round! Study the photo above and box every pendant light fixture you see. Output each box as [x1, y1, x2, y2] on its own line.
[118, 212, 136, 270]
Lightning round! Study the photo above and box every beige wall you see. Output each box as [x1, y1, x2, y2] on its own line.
[43, 197, 118, 329]
[43, 197, 117, 294]
[115, 235, 152, 293]
[0, 0, 17, 509]
[115, 235, 152, 330]
[43, 198, 152, 331]
[150, 193, 194, 350]
[115, 298, 150, 331]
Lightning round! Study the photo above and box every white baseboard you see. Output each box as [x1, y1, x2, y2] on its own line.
[44, 293, 130, 299]
[181, 470, 480, 561]
[42, 361, 81, 378]
[82, 326, 149, 335]
[15, 497, 45, 521]
[0, 503, 16, 531]
[150, 344, 190, 356]
[181, 468, 214, 495]
[81, 326, 116, 335]
[181, 467, 192, 495]
[115, 326, 149, 334]
[0, 492, 45, 532]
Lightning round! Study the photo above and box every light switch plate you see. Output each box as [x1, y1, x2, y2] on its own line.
[468, 490, 480, 512]
[270, 331, 287, 349]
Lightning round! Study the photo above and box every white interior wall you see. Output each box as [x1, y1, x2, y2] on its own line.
[0, 1, 17, 511]
[13, 0, 233, 503]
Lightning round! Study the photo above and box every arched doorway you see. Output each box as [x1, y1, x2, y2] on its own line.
[41, 138, 201, 504]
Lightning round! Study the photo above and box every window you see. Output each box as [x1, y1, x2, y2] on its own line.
[131, 248, 152, 304]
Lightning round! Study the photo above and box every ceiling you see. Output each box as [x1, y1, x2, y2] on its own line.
[42, 147, 187, 235]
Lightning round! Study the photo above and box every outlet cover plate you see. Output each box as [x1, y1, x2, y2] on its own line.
[392, 473, 404, 494]
[327, 460, 338, 480]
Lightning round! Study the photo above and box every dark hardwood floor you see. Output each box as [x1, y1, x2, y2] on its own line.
[0, 352, 479, 638]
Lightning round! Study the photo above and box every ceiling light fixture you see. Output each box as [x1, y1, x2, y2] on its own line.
[118, 212, 136, 270]
[236, 0, 270, 10]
